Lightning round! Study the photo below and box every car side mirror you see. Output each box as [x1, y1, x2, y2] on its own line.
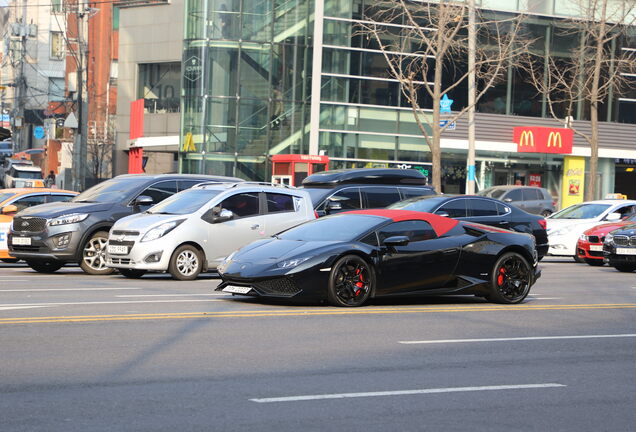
[503, 198, 513, 203]
[435, 211, 450, 218]
[203, 207, 234, 224]
[325, 200, 343, 213]
[1, 204, 17, 215]
[383, 235, 410, 247]
[134, 195, 154, 207]
[606, 212, 622, 221]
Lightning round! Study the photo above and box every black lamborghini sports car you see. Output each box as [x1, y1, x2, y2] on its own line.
[216, 209, 541, 307]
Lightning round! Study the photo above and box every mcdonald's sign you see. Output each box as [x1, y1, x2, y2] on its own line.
[513, 126, 573, 154]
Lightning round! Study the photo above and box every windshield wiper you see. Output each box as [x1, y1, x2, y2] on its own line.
[74, 200, 96, 203]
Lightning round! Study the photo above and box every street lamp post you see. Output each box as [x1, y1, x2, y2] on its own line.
[466, 0, 476, 194]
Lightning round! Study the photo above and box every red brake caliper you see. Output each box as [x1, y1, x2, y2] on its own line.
[355, 268, 364, 296]
[497, 267, 506, 286]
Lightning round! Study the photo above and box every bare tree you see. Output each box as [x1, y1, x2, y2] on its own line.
[358, 0, 528, 192]
[86, 117, 114, 182]
[523, 0, 636, 201]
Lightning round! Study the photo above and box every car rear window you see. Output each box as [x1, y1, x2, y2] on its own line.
[522, 189, 542, 200]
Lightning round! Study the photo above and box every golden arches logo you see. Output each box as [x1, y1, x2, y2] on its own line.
[519, 130, 534, 147]
[547, 131, 562, 148]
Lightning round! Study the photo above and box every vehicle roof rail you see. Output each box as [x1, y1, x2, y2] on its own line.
[192, 181, 235, 188]
[229, 181, 294, 189]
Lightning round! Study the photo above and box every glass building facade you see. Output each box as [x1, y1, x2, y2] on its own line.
[181, 0, 636, 197]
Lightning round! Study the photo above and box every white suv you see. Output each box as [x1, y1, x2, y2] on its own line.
[105, 182, 315, 280]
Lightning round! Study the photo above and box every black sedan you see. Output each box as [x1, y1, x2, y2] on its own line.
[216, 209, 541, 307]
[603, 223, 636, 272]
[388, 195, 549, 259]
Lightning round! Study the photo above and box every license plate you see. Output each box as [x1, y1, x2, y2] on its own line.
[12, 237, 31, 246]
[222, 285, 253, 294]
[589, 245, 603, 252]
[616, 248, 636, 255]
[107, 245, 128, 255]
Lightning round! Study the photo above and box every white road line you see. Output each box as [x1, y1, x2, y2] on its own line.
[0, 299, 224, 307]
[250, 383, 566, 403]
[116, 294, 228, 298]
[0, 288, 142, 292]
[0, 305, 48, 311]
[530, 297, 562, 300]
[0, 280, 28, 282]
[399, 334, 636, 345]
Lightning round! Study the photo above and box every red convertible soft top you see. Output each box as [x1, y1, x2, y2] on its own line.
[343, 209, 459, 236]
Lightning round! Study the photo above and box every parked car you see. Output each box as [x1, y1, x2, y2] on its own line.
[106, 182, 315, 280]
[0, 158, 44, 188]
[0, 188, 77, 263]
[478, 185, 555, 216]
[217, 209, 540, 306]
[300, 168, 436, 216]
[576, 213, 636, 266]
[388, 195, 549, 259]
[7, 173, 240, 274]
[546, 199, 636, 261]
[603, 222, 636, 272]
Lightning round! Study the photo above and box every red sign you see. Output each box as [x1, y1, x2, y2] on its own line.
[514, 126, 573, 154]
[529, 174, 542, 187]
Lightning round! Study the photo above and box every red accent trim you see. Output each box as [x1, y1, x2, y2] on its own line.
[128, 147, 144, 174]
[343, 209, 459, 236]
[465, 223, 510, 234]
[130, 99, 145, 140]
[538, 219, 547, 230]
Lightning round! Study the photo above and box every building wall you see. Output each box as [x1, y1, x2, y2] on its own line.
[114, 0, 184, 175]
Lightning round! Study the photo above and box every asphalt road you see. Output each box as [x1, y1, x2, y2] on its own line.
[1, 258, 635, 431]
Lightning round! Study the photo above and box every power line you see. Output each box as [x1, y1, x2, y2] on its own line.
[1, 0, 167, 9]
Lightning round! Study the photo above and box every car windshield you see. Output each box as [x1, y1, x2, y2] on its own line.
[72, 177, 143, 203]
[0, 143, 11, 150]
[550, 203, 611, 219]
[147, 189, 221, 215]
[278, 214, 382, 242]
[477, 188, 507, 199]
[14, 170, 42, 179]
[299, 187, 330, 205]
[388, 196, 445, 212]
[0, 192, 17, 203]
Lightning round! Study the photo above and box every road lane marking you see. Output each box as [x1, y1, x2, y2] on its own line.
[249, 383, 566, 403]
[0, 299, 224, 308]
[116, 294, 228, 297]
[529, 297, 562, 300]
[399, 334, 636, 344]
[0, 306, 48, 311]
[0, 288, 142, 292]
[2, 303, 636, 324]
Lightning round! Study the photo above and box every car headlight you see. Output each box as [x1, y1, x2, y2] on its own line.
[141, 219, 184, 242]
[277, 257, 311, 269]
[579, 234, 587, 241]
[48, 213, 89, 226]
[605, 233, 614, 244]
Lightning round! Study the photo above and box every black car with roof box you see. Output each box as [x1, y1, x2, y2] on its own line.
[301, 168, 436, 217]
[8, 173, 240, 275]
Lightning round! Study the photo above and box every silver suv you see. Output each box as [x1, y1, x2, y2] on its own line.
[478, 186, 555, 216]
[105, 182, 315, 280]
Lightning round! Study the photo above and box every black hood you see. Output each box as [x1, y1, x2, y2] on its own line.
[610, 223, 636, 236]
[16, 201, 113, 218]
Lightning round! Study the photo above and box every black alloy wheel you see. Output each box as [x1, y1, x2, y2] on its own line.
[119, 268, 147, 279]
[327, 255, 374, 307]
[26, 259, 63, 273]
[488, 252, 532, 304]
[584, 258, 604, 267]
[614, 264, 636, 272]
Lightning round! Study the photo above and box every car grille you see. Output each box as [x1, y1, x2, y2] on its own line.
[254, 278, 301, 296]
[588, 235, 600, 243]
[613, 235, 636, 246]
[108, 240, 135, 247]
[111, 230, 140, 236]
[109, 258, 133, 265]
[11, 245, 40, 252]
[589, 250, 604, 257]
[13, 217, 47, 233]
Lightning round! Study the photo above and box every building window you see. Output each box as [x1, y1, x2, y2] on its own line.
[51, 0, 62, 13]
[50, 31, 64, 60]
[138, 62, 180, 113]
[48, 77, 65, 101]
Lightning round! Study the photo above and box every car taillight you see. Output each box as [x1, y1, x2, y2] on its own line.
[538, 218, 547, 230]
[552, 200, 557, 208]
[314, 210, 319, 219]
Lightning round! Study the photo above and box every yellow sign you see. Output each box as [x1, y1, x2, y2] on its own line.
[182, 132, 196, 152]
[561, 156, 585, 209]
[519, 130, 534, 148]
[547, 131, 562, 148]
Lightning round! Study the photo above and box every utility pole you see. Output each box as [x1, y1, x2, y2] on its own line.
[466, 0, 476, 194]
[12, 0, 28, 152]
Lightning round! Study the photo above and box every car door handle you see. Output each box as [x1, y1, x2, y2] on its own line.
[251, 224, 260, 230]
[442, 248, 458, 254]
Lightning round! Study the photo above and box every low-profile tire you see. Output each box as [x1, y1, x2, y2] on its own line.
[1, 258, 19, 263]
[573, 255, 584, 263]
[80, 231, 114, 275]
[487, 252, 532, 304]
[327, 255, 374, 307]
[614, 264, 636, 273]
[584, 258, 604, 267]
[26, 259, 63, 273]
[119, 268, 147, 279]
[168, 245, 203, 281]
[541, 210, 552, 217]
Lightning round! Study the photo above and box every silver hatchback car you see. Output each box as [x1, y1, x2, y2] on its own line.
[105, 182, 315, 280]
